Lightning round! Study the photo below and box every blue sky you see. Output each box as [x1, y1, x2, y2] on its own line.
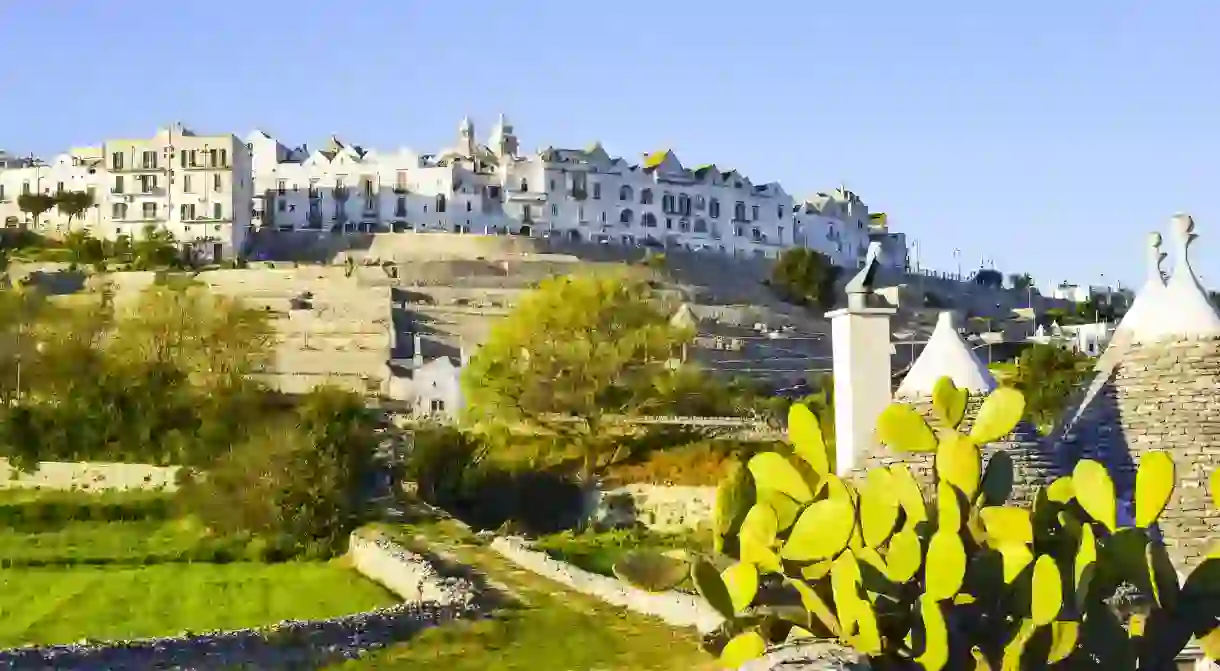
[2, 1, 1217, 291]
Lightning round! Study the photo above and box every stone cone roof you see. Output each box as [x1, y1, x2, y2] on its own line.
[1051, 215, 1220, 570]
[895, 311, 996, 399]
[852, 396, 1057, 507]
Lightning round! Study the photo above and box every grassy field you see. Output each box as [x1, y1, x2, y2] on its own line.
[0, 561, 395, 646]
[330, 519, 718, 671]
[532, 527, 708, 580]
[0, 489, 398, 648]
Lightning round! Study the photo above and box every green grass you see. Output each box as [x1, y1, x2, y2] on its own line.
[0, 561, 396, 647]
[532, 527, 708, 580]
[0, 518, 219, 566]
[330, 520, 717, 671]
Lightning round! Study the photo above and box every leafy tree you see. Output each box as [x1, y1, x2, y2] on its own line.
[462, 272, 694, 478]
[1007, 272, 1034, 291]
[769, 248, 840, 311]
[133, 224, 180, 270]
[1011, 342, 1091, 432]
[973, 268, 1003, 288]
[62, 230, 104, 264]
[16, 193, 55, 230]
[54, 191, 93, 231]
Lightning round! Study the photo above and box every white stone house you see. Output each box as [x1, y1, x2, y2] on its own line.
[0, 147, 104, 232]
[387, 333, 467, 421]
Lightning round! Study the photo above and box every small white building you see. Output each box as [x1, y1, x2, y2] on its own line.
[387, 334, 467, 421]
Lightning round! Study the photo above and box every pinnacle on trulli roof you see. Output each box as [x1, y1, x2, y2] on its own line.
[895, 311, 996, 399]
[1109, 231, 1168, 344]
[1124, 214, 1220, 344]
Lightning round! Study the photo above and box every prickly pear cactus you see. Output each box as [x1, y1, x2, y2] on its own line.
[614, 376, 1220, 670]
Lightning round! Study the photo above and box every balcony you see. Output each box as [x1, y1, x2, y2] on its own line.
[334, 188, 350, 201]
[506, 190, 547, 203]
[111, 164, 165, 173]
[135, 188, 166, 197]
[392, 186, 408, 195]
[181, 160, 230, 171]
[569, 189, 587, 201]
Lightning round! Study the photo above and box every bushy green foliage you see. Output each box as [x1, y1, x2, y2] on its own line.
[178, 386, 377, 557]
[769, 248, 840, 311]
[1011, 343, 1092, 432]
[618, 377, 1220, 669]
[462, 271, 699, 478]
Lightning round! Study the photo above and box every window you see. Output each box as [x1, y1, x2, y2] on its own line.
[578, 206, 585, 222]
[641, 212, 657, 228]
[522, 205, 532, 221]
[519, 178, 529, 192]
[436, 195, 447, 212]
[208, 149, 219, 167]
[430, 399, 445, 413]
[142, 202, 156, 219]
[362, 178, 374, 199]
[695, 195, 705, 210]
[600, 211, 607, 223]
[550, 204, 558, 216]
[734, 201, 746, 221]
[214, 203, 223, 219]
[141, 151, 157, 169]
[183, 175, 193, 193]
[620, 209, 634, 224]
[661, 192, 674, 213]
[213, 173, 222, 192]
[112, 176, 123, 194]
[277, 200, 286, 212]
[619, 185, 632, 201]
[709, 198, 720, 218]
[640, 188, 653, 205]
[180, 151, 187, 168]
[219, 148, 227, 167]
[396, 172, 408, 190]
[0, 185, 4, 201]
[734, 226, 743, 237]
[694, 218, 707, 233]
[274, 180, 284, 196]
[181, 204, 196, 220]
[465, 200, 472, 212]
[679, 219, 690, 232]
[138, 175, 157, 193]
[752, 205, 760, 220]
[751, 227, 762, 241]
[777, 204, 784, 219]
[111, 152, 124, 170]
[112, 203, 127, 219]
[56, 181, 64, 194]
[666, 217, 673, 230]
[592, 183, 601, 199]
[395, 197, 407, 217]
[678, 194, 691, 215]
[549, 179, 556, 191]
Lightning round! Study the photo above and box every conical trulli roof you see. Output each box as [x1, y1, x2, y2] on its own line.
[895, 312, 996, 399]
[855, 312, 1055, 503]
[1053, 214, 1220, 569]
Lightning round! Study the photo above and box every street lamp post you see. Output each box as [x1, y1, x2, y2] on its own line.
[953, 248, 962, 280]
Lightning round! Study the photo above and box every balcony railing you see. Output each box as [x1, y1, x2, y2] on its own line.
[181, 160, 230, 171]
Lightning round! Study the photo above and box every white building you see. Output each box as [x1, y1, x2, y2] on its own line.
[102, 123, 252, 262]
[249, 115, 900, 268]
[1, 124, 253, 262]
[3, 116, 904, 269]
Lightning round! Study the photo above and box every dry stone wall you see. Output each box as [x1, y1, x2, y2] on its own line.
[588, 484, 717, 532]
[0, 459, 179, 491]
[1056, 338, 1220, 569]
[0, 530, 479, 670]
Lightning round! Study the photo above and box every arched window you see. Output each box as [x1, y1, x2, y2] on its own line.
[678, 193, 691, 215]
[619, 185, 633, 201]
[709, 198, 720, 218]
[694, 195, 705, 210]
[734, 201, 746, 221]
[641, 212, 657, 228]
[693, 218, 707, 233]
[619, 208, 634, 224]
[661, 193, 674, 213]
[640, 188, 653, 205]
[436, 195, 447, 212]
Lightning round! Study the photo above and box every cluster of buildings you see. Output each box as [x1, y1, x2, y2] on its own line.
[1, 117, 906, 268]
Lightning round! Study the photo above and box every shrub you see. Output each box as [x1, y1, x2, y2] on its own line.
[179, 386, 377, 556]
[402, 424, 487, 505]
[617, 377, 1220, 669]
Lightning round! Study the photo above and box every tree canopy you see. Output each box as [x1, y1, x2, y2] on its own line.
[462, 272, 697, 476]
[769, 248, 840, 311]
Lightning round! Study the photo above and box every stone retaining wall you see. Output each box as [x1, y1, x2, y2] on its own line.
[0, 459, 180, 491]
[0, 530, 479, 670]
[489, 535, 723, 633]
[588, 484, 717, 532]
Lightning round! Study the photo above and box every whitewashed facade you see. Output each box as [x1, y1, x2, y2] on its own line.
[3, 116, 905, 269]
[1, 124, 253, 262]
[249, 116, 905, 269]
